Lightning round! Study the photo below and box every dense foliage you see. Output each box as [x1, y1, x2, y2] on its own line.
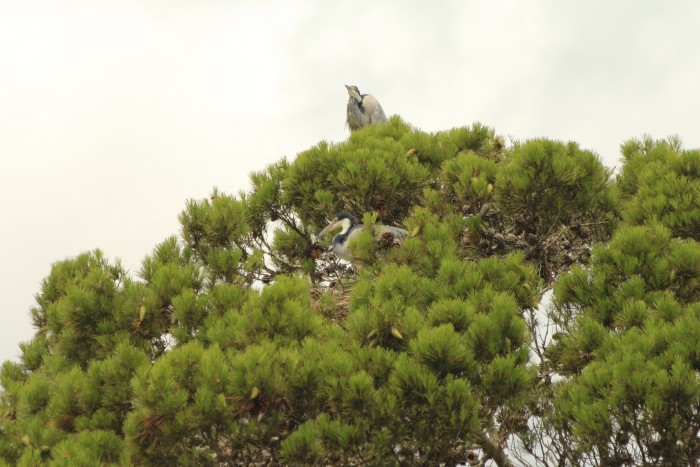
[1, 119, 698, 466]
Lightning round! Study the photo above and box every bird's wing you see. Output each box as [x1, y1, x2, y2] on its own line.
[361, 95, 388, 124]
[373, 225, 409, 242]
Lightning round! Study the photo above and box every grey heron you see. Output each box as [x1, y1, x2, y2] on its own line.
[317, 212, 408, 261]
[345, 85, 388, 132]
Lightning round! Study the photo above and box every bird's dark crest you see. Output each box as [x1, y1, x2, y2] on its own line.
[335, 212, 357, 224]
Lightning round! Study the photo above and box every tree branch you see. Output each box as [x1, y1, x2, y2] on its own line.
[479, 433, 515, 467]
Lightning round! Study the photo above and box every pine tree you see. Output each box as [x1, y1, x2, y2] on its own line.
[1, 121, 696, 466]
[543, 137, 700, 465]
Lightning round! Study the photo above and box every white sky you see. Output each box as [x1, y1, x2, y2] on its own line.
[1, 1, 699, 366]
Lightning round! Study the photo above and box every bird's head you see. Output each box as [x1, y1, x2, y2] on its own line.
[345, 84, 362, 102]
[318, 212, 357, 237]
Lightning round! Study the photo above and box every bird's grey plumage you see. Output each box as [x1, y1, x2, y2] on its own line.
[345, 84, 388, 132]
[317, 212, 408, 261]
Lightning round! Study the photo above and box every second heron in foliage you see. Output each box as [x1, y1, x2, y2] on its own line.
[345, 84, 388, 132]
[317, 213, 408, 261]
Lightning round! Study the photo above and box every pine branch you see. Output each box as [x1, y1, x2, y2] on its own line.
[479, 433, 515, 467]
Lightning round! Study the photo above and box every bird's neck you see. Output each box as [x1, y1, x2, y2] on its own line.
[338, 217, 354, 235]
[334, 232, 349, 244]
[349, 95, 364, 106]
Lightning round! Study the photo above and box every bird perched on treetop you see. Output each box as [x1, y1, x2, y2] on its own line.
[345, 84, 388, 132]
[316, 212, 408, 261]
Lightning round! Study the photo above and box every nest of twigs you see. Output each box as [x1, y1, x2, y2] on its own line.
[310, 278, 355, 325]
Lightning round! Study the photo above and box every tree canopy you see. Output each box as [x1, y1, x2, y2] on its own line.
[1, 118, 698, 466]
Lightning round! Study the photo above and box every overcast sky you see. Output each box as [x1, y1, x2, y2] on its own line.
[1, 1, 699, 366]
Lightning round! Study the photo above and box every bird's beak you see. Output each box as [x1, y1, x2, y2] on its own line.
[318, 218, 340, 238]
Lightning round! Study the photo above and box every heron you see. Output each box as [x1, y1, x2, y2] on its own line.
[317, 212, 408, 261]
[345, 84, 388, 132]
